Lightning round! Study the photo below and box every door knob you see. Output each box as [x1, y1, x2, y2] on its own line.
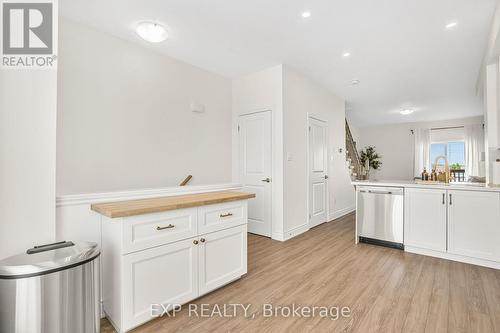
[193, 240, 199, 245]
[261, 178, 271, 183]
[200, 238, 206, 243]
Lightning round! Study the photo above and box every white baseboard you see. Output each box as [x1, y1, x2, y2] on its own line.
[272, 223, 310, 242]
[271, 232, 285, 242]
[329, 205, 355, 221]
[273, 207, 355, 242]
[405, 246, 500, 270]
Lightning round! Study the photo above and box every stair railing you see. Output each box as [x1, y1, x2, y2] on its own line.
[345, 120, 363, 178]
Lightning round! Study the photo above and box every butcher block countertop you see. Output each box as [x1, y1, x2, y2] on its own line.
[91, 191, 256, 218]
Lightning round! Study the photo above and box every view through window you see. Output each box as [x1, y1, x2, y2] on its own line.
[430, 141, 465, 172]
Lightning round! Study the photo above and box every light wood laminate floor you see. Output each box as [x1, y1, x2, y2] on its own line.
[102, 213, 500, 333]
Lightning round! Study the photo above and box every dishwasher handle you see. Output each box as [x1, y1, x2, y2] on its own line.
[370, 190, 392, 195]
[358, 188, 403, 195]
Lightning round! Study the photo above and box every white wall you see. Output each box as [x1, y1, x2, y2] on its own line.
[0, 70, 57, 259]
[232, 65, 285, 240]
[356, 116, 484, 181]
[282, 66, 355, 235]
[57, 19, 232, 195]
[232, 65, 356, 241]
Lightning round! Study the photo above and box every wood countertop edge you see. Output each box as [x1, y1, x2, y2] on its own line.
[91, 191, 256, 218]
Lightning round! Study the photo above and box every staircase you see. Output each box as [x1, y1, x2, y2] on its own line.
[345, 119, 363, 180]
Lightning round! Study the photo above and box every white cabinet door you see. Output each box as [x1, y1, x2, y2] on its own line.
[448, 190, 500, 261]
[198, 225, 247, 295]
[122, 238, 198, 331]
[404, 188, 447, 251]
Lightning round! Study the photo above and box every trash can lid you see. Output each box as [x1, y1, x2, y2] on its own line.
[0, 241, 100, 279]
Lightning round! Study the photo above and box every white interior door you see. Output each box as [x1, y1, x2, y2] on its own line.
[238, 111, 272, 237]
[309, 117, 328, 228]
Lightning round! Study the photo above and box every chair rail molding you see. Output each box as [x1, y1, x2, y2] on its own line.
[56, 183, 243, 206]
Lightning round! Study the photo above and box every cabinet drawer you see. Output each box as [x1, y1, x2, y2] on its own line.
[122, 208, 197, 254]
[198, 201, 247, 234]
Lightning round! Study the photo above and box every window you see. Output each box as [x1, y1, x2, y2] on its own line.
[430, 141, 466, 180]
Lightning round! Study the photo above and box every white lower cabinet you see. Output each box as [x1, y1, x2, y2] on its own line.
[404, 188, 447, 251]
[405, 187, 500, 267]
[448, 190, 500, 261]
[199, 225, 247, 295]
[123, 238, 198, 330]
[101, 200, 249, 333]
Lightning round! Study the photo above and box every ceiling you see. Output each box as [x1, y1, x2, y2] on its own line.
[60, 0, 498, 127]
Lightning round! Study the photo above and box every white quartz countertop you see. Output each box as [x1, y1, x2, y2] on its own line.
[352, 180, 500, 193]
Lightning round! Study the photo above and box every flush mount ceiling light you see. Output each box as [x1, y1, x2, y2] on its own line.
[343, 52, 351, 58]
[351, 79, 360, 85]
[445, 22, 458, 30]
[400, 109, 414, 115]
[135, 21, 168, 43]
[301, 11, 311, 18]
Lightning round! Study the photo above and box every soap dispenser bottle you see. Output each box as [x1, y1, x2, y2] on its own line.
[431, 169, 437, 181]
[421, 168, 428, 181]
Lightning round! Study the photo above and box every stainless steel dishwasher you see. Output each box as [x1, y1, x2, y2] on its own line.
[357, 186, 404, 249]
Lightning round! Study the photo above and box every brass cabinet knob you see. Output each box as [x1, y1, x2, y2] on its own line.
[193, 240, 199, 245]
[200, 238, 206, 243]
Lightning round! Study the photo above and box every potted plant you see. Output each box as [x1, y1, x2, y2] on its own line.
[359, 146, 382, 179]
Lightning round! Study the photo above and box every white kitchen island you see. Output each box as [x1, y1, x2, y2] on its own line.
[91, 191, 255, 333]
[353, 180, 500, 269]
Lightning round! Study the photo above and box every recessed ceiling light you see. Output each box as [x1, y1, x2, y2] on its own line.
[400, 109, 414, 115]
[351, 79, 360, 85]
[136, 21, 168, 43]
[445, 22, 458, 30]
[301, 11, 311, 18]
[343, 52, 351, 58]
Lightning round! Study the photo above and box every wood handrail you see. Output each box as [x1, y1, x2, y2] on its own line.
[179, 175, 193, 186]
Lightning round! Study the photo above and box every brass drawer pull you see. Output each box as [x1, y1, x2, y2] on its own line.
[156, 224, 175, 231]
[220, 213, 233, 218]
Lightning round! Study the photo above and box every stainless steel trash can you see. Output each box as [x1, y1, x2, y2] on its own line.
[0, 241, 101, 333]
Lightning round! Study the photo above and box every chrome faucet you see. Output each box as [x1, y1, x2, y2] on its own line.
[433, 155, 450, 184]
